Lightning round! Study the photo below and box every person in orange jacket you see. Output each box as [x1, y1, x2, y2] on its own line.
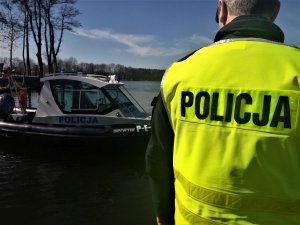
[18, 89, 27, 113]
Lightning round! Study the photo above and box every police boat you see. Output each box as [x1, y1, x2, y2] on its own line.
[0, 73, 151, 151]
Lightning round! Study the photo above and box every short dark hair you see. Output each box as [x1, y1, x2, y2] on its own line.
[224, 0, 279, 18]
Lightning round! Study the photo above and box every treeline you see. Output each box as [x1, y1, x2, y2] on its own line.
[118, 67, 164, 81]
[62, 58, 165, 80]
[0, 56, 165, 81]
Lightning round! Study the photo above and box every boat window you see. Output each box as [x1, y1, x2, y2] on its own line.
[102, 85, 140, 117]
[51, 79, 116, 114]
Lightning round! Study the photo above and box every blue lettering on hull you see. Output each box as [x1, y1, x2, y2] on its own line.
[58, 116, 98, 124]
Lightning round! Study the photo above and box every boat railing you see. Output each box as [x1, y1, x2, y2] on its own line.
[45, 73, 120, 84]
[45, 72, 81, 77]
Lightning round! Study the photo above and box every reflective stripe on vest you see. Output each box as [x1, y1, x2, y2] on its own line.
[175, 170, 300, 214]
[175, 194, 225, 225]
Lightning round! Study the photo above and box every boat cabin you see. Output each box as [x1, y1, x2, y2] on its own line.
[32, 74, 149, 125]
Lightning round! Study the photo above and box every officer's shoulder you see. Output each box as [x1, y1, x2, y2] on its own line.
[177, 48, 203, 63]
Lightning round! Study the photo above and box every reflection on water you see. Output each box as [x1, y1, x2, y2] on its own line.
[0, 81, 160, 225]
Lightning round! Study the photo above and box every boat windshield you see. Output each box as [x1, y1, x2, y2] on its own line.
[50, 79, 141, 116]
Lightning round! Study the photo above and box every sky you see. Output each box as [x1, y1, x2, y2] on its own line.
[1, 0, 300, 69]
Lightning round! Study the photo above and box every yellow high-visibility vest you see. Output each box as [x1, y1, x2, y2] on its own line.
[161, 39, 300, 225]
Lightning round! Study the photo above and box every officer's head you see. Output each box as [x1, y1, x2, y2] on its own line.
[216, 0, 281, 28]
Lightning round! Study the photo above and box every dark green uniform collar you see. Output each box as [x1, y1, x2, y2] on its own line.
[214, 15, 285, 43]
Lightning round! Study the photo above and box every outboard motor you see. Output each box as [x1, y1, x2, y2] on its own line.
[0, 94, 15, 118]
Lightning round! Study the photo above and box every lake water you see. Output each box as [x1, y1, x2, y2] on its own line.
[122, 81, 161, 114]
[0, 81, 161, 225]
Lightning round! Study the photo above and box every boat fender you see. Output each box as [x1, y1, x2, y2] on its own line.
[0, 93, 15, 118]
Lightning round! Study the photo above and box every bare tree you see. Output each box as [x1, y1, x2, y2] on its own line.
[22, 0, 44, 77]
[0, 0, 23, 69]
[25, 7, 32, 76]
[15, 0, 32, 79]
[1, 0, 80, 77]
[42, 0, 80, 73]
[61, 56, 77, 72]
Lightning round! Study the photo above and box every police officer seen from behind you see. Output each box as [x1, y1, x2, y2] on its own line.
[146, 0, 300, 224]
